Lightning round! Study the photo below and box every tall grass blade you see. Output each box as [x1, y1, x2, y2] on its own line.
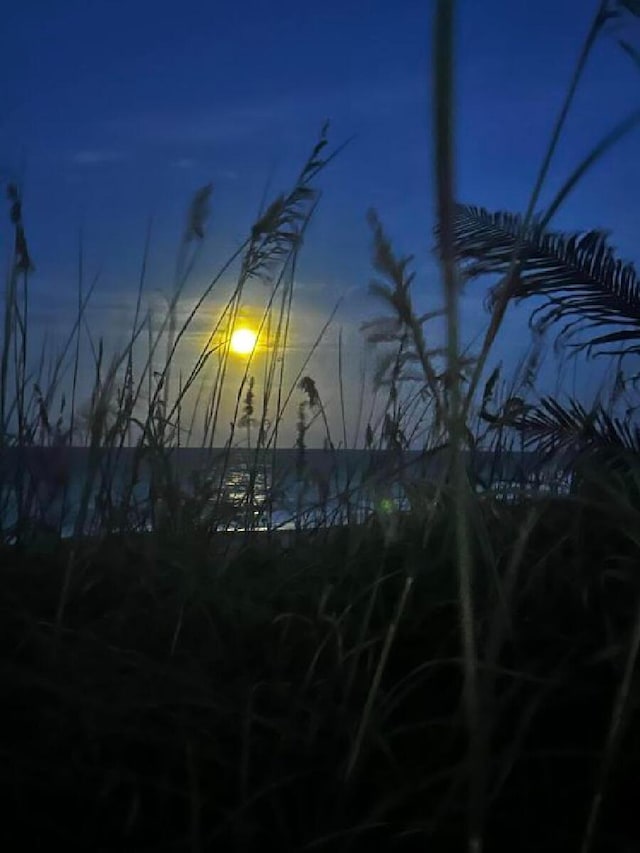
[433, 3, 483, 851]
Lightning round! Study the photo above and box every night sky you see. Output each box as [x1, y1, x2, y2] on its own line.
[2, 0, 639, 444]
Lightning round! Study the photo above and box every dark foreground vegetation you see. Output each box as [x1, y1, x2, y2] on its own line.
[1, 489, 640, 852]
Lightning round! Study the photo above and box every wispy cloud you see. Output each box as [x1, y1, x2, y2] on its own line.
[71, 149, 128, 166]
[105, 104, 285, 147]
[102, 75, 424, 150]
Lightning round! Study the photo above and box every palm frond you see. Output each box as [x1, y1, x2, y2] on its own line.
[449, 204, 640, 357]
[492, 394, 640, 461]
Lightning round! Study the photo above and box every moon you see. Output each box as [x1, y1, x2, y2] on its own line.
[229, 327, 258, 356]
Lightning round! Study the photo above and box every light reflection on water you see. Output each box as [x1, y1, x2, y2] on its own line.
[0, 447, 572, 538]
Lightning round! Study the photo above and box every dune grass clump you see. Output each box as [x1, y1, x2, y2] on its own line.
[2, 498, 640, 850]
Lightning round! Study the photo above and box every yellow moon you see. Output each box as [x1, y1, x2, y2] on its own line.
[230, 327, 257, 355]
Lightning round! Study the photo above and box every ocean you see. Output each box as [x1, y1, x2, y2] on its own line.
[0, 446, 571, 538]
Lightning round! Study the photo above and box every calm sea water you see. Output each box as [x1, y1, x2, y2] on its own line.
[0, 446, 571, 537]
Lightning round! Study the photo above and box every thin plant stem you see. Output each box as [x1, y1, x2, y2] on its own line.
[433, 2, 482, 851]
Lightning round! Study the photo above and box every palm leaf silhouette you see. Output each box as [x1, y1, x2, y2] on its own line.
[492, 394, 640, 462]
[450, 204, 640, 357]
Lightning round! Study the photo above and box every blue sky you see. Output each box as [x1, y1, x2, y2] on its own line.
[1, 0, 639, 443]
